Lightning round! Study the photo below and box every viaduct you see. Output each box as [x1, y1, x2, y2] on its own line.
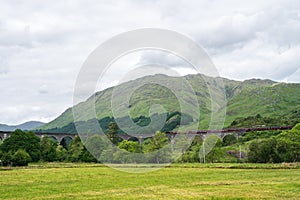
[0, 131, 76, 145]
[0, 126, 292, 146]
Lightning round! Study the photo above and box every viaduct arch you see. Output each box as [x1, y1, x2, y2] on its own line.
[0, 131, 76, 146]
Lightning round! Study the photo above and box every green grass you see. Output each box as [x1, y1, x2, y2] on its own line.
[1, 163, 299, 199]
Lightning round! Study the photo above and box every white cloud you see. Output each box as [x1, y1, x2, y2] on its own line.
[0, 0, 299, 124]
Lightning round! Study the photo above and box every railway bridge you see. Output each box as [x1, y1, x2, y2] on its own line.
[118, 125, 293, 146]
[0, 131, 76, 144]
[0, 126, 293, 146]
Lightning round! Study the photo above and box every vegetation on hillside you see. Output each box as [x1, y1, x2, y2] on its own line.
[38, 74, 300, 131]
[36, 111, 194, 134]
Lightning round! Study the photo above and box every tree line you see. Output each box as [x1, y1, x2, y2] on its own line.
[0, 123, 299, 166]
[0, 129, 96, 166]
[248, 123, 300, 163]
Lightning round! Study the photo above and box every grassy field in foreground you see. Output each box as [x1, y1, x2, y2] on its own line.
[0, 163, 300, 200]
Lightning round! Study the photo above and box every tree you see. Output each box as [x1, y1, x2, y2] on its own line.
[184, 144, 202, 163]
[247, 123, 300, 164]
[222, 134, 237, 146]
[114, 140, 141, 163]
[84, 135, 108, 161]
[276, 125, 300, 162]
[106, 122, 119, 145]
[191, 135, 203, 146]
[64, 136, 96, 162]
[99, 147, 115, 163]
[12, 149, 31, 166]
[0, 151, 13, 166]
[67, 136, 84, 162]
[118, 140, 140, 153]
[60, 137, 73, 149]
[40, 136, 58, 162]
[0, 130, 40, 162]
[205, 136, 223, 163]
[292, 123, 300, 132]
[144, 131, 171, 164]
[173, 134, 190, 163]
[248, 138, 279, 163]
[55, 145, 68, 162]
[175, 135, 203, 163]
[0, 150, 3, 166]
[79, 147, 97, 163]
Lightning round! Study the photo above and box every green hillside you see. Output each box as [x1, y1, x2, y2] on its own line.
[38, 74, 300, 133]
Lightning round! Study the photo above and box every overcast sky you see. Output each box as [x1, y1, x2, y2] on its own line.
[0, 0, 300, 125]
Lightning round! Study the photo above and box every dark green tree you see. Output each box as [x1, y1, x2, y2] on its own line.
[79, 147, 97, 163]
[106, 122, 119, 145]
[40, 136, 58, 162]
[144, 131, 171, 164]
[0, 151, 13, 166]
[55, 145, 68, 162]
[0, 150, 3, 165]
[12, 149, 32, 166]
[0, 130, 40, 162]
[84, 135, 108, 161]
[248, 138, 279, 163]
[67, 136, 84, 162]
[176, 135, 203, 163]
[99, 147, 115, 163]
[172, 135, 190, 163]
[60, 137, 73, 149]
[184, 144, 202, 163]
[191, 135, 203, 146]
[222, 134, 237, 146]
[205, 136, 223, 163]
[276, 124, 300, 162]
[65, 136, 96, 162]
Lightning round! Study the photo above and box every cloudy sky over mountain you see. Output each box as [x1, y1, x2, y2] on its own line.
[0, 0, 300, 124]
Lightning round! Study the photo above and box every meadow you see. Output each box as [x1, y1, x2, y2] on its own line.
[0, 163, 299, 200]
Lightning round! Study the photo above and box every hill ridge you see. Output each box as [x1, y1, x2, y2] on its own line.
[38, 73, 300, 132]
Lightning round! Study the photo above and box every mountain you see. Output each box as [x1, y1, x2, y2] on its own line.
[0, 121, 45, 131]
[38, 74, 300, 133]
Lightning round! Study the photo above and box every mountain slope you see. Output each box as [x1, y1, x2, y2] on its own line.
[39, 74, 300, 132]
[0, 121, 45, 131]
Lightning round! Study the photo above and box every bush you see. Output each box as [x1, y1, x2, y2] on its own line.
[248, 138, 279, 163]
[12, 149, 32, 166]
[0, 151, 13, 166]
[222, 135, 237, 146]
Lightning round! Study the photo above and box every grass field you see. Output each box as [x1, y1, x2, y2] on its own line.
[1, 163, 300, 200]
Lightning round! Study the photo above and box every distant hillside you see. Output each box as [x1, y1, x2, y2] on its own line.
[0, 121, 45, 131]
[38, 74, 300, 133]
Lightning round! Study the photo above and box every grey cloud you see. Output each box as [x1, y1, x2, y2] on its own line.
[0, 21, 32, 47]
[0, 0, 300, 124]
[139, 51, 188, 68]
[286, 68, 300, 83]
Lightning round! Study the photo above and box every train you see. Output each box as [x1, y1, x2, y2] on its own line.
[166, 126, 293, 135]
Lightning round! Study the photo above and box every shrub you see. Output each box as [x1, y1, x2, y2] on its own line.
[12, 149, 32, 166]
[0, 151, 13, 166]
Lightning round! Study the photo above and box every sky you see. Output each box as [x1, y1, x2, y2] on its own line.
[0, 0, 300, 125]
